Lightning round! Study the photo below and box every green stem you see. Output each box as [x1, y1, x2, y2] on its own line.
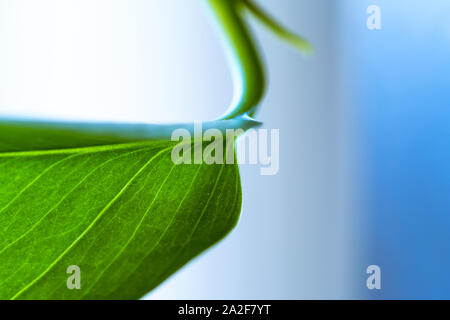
[208, 0, 312, 120]
[207, 0, 266, 120]
[242, 0, 313, 55]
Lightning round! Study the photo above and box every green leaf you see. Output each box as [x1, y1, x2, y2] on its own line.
[0, 121, 242, 299]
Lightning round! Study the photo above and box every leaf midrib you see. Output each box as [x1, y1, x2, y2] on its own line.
[0, 140, 171, 158]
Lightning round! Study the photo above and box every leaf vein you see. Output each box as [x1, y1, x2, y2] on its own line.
[9, 146, 173, 300]
[110, 164, 225, 296]
[0, 148, 151, 254]
[0, 153, 83, 216]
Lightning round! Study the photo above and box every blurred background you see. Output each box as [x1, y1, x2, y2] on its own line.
[1, 0, 449, 299]
[340, 0, 450, 299]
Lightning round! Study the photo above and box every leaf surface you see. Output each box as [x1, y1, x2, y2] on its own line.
[0, 121, 242, 299]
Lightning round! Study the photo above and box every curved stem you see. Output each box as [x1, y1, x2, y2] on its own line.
[207, 0, 266, 120]
[242, 0, 313, 55]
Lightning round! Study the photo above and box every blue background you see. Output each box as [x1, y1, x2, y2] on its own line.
[341, 0, 450, 298]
